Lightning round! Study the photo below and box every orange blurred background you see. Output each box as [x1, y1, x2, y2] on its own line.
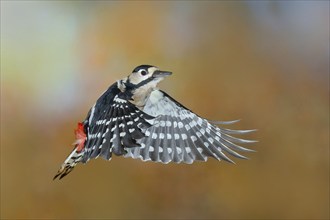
[1, 1, 329, 219]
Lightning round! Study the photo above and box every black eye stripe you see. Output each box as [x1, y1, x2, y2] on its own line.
[124, 76, 155, 91]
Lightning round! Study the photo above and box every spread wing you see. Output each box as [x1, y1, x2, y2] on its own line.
[82, 84, 153, 163]
[124, 90, 256, 164]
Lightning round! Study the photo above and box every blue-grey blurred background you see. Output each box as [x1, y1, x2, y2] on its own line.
[1, 1, 329, 219]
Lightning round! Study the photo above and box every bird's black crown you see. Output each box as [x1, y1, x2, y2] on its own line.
[132, 65, 155, 73]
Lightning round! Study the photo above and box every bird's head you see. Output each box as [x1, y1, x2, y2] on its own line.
[128, 65, 172, 89]
[118, 65, 172, 93]
[117, 65, 172, 107]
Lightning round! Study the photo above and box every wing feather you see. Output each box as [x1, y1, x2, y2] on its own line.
[82, 93, 154, 162]
[99, 126, 113, 160]
[180, 117, 207, 162]
[150, 123, 164, 162]
[183, 111, 224, 162]
[124, 90, 255, 164]
[111, 115, 124, 155]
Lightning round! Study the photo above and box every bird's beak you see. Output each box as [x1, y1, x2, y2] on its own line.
[152, 70, 172, 78]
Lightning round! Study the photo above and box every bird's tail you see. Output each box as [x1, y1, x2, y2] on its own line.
[53, 147, 84, 180]
[54, 122, 86, 180]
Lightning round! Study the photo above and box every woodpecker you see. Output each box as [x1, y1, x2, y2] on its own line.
[54, 65, 256, 180]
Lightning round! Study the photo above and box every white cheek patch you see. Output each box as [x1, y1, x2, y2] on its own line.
[128, 73, 145, 85]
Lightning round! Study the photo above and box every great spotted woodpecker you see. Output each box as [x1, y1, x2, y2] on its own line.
[54, 65, 256, 180]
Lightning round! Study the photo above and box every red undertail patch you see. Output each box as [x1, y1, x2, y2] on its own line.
[73, 122, 86, 152]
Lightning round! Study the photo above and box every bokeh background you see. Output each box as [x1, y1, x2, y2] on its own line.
[1, 1, 329, 219]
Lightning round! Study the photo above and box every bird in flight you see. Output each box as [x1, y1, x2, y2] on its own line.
[54, 65, 256, 180]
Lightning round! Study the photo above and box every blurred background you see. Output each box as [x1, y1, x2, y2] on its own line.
[1, 1, 329, 219]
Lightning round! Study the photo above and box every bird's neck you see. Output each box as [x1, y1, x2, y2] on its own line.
[129, 87, 156, 109]
[117, 78, 158, 109]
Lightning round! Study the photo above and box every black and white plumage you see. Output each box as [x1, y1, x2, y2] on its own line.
[54, 65, 256, 179]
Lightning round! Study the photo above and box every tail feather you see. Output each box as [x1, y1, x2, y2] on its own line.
[53, 147, 84, 180]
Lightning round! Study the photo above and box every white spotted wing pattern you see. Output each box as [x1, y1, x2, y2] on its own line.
[83, 94, 154, 162]
[125, 90, 256, 164]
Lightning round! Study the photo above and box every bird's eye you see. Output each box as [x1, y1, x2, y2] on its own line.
[140, 70, 147, 76]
